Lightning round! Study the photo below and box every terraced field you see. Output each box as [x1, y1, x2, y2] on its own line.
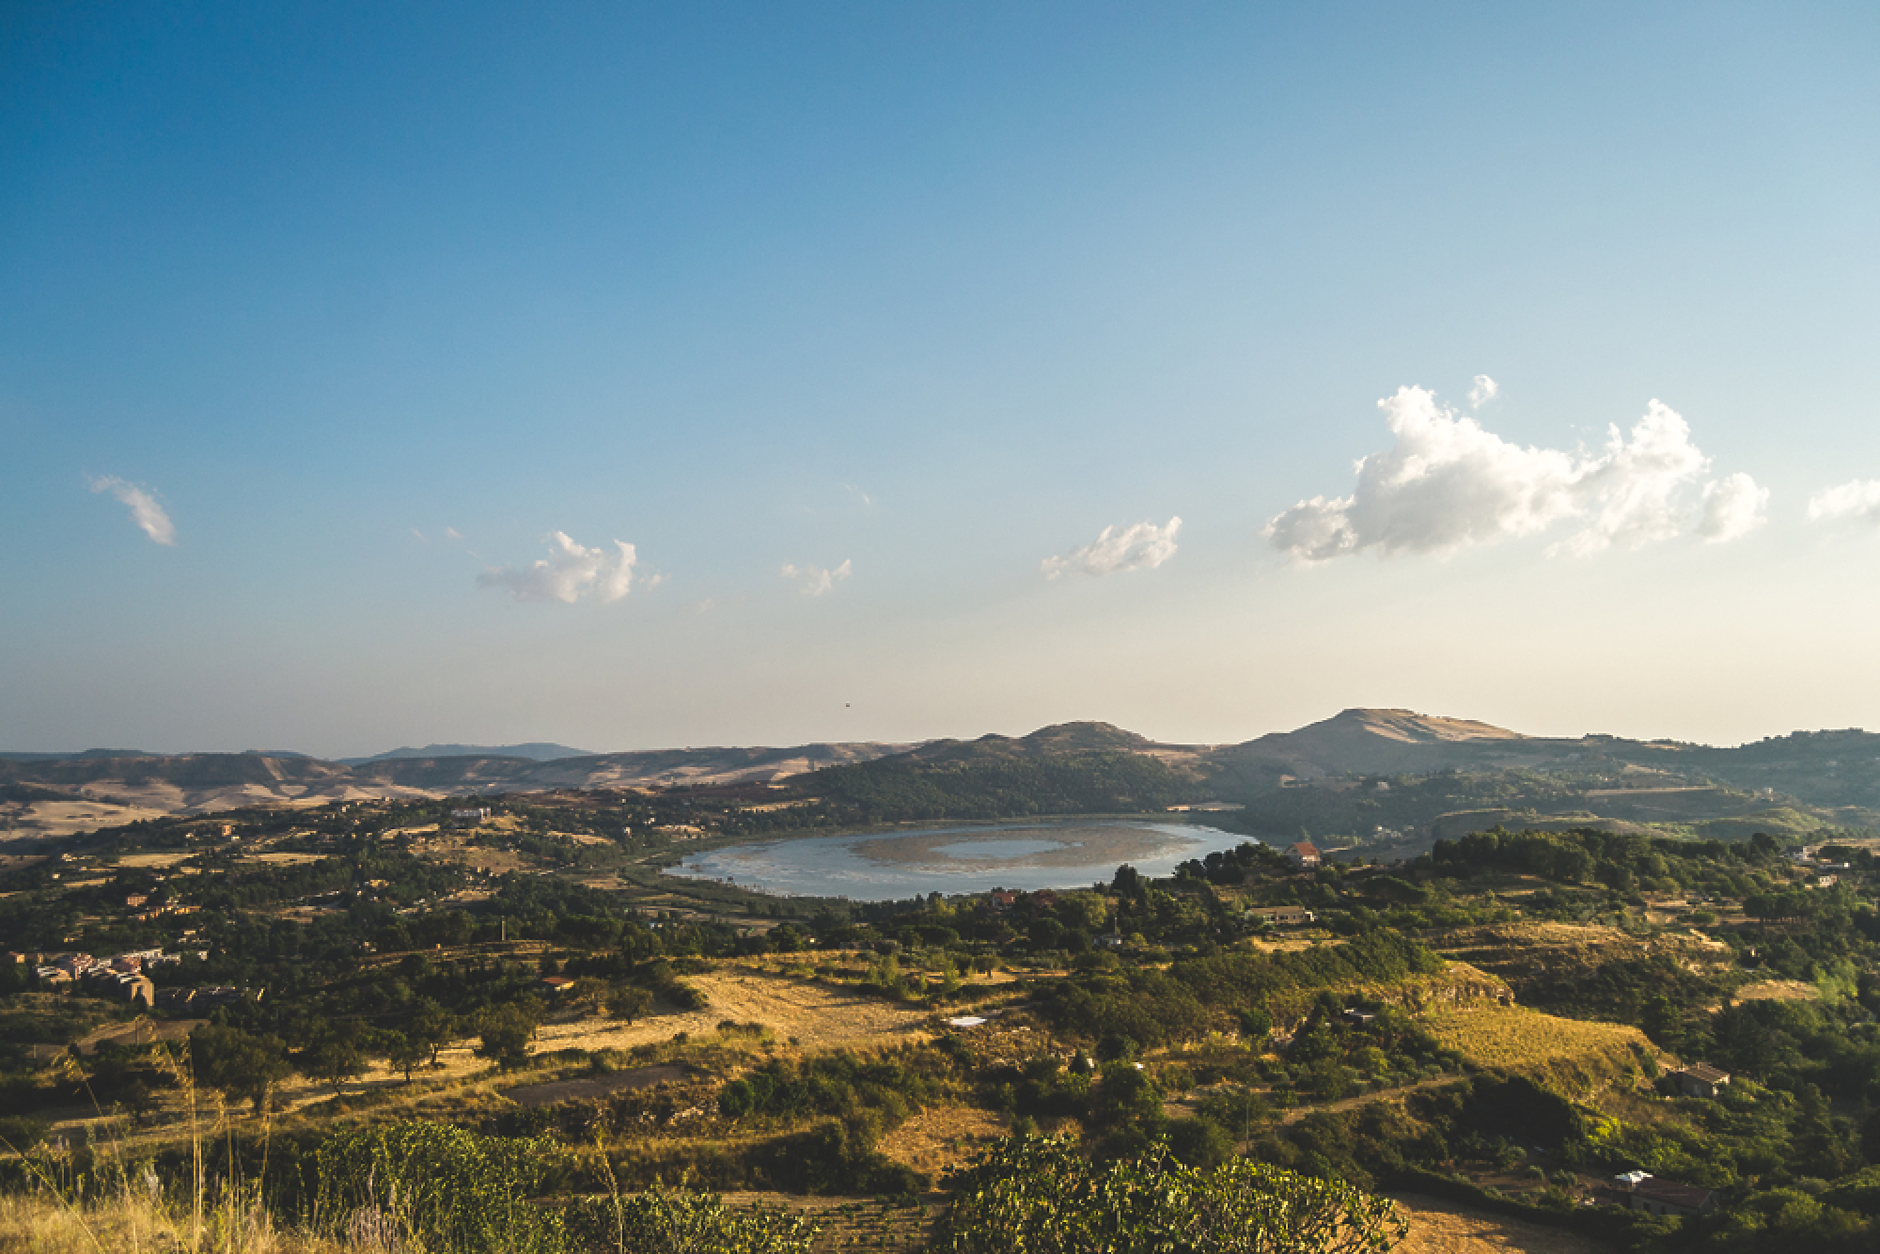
[1424, 1004, 1655, 1081]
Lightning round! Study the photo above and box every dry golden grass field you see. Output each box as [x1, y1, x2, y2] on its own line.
[1732, 978, 1818, 1004]
[255, 966, 937, 1115]
[1423, 1005, 1654, 1077]
[874, 1105, 1009, 1178]
[1393, 1194, 1610, 1254]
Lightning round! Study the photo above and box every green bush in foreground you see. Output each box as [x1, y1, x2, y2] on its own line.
[579, 1183, 823, 1254]
[315, 1121, 567, 1254]
[930, 1134, 1406, 1254]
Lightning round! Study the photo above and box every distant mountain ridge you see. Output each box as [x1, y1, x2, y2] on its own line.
[338, 742, 594, 766]
[6, 708, 1880, 841]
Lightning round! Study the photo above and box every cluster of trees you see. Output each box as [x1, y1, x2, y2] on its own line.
[1036, 931, 1444, 1056]
[1427, 827, 1794, 894]
[718, 1048, 958, 1126]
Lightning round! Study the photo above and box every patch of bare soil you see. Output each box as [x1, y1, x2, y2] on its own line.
[114, 852, 192, 869]
[73, 1017, 203, 1056]
[2, 799, 173, 839]
[1733, 979, 1818, 1004]
[503, 1063, 690, 1109]
[1393, 1194, 1610, 1254]
[874, 1105, 1008, 1177]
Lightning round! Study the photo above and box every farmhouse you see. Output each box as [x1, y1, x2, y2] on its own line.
[1612, 1172, 1719, 1217]
[1669, 1062, 1731, 1098]
[1248, 905, 1316, 927]
[1285, 841, 1322, 869]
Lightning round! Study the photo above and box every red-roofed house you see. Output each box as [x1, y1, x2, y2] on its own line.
[1286, 841, 1322, 869]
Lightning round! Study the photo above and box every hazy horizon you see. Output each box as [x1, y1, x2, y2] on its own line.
[4, 703, 1870, 763]
[8, 5, 1880, 758]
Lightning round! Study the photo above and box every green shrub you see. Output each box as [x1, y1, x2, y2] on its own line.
[314, 1120, 567, 1254]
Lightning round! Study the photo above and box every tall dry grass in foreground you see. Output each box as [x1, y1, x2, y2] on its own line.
[0, 1042, 362, 1254]
[0, 1189, 352, 1254]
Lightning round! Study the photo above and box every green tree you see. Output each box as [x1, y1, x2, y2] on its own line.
[476, 1003, 538, 1069]
[409, 998, 456, 1066]
[298, 1021, 368, 1094]
[385, 1030, 429, 1083]
[190, 1024, 292, 1113]
[609, 985, 654, 1025]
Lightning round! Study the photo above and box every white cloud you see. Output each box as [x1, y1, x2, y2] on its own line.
[478, 532, 640, 603]
[1265, 386, 1764, 562]
[1469, 375, 1499, 407]
[782, 559, 852, 596]
[445, 527, 464, 541]
[1552, 400, 1711, 556]
[88, 476, 176, 546]
[1043, 516, 1182, 579]
[1699, 472, 1771, 543]
[1807, 480, 1880, 526]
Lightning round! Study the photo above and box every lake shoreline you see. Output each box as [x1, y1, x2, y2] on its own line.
[664, 817, 1254, 901]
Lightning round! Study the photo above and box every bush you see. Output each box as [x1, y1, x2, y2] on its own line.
[314, 1121, 566, 1254]
[579, 1183, 823, 1254]
[932, 1135, 1406, 1254]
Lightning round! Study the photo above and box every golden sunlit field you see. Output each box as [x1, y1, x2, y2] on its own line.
[1423, 1005, 1654, 1077]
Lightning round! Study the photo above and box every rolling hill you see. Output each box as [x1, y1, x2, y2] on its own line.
[5, 709, 1879, 845]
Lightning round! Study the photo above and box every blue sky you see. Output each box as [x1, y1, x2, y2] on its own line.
[6, 2, 1880, 755]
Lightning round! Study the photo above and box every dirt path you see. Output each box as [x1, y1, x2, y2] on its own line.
[1278, 1075, 1461, 1124]
[1393, 1194, 1609, 1254]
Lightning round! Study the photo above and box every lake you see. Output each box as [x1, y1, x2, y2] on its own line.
[663, 818, 1252, 901]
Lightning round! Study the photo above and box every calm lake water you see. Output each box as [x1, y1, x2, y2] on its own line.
[664, 818, 1252, 901]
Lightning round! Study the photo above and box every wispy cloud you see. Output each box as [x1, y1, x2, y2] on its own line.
[88, 475, 176, 546]
[1808, 480, 1880, 526]
[1468, 375, 1499, 407]
[1264, 386, 1765, 563]
[478, 532, 640, 603]
[782, 560, 852, 596]
[1043, 516, 1182, 579]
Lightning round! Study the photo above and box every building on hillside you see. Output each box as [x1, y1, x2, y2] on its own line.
[987, 890, 1018, 914]
[1285, 841, 1322, 869]
[1612, 1173, 1719, 1217]
[119, 975, 154, 1009]
[1248, 905, 1316, 927]
[539, 976, 577, 995]
[451, 808, 492, 822]
[1669, 1063, 1731, 1098]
